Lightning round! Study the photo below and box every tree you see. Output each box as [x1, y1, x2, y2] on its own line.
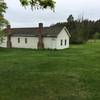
[0, 0, 7, 15]
[0, 30, 4, 43]
[93, 32, 100, 42]
[0, 0, 8, 26]
[67, 14, 74, 22]
[0, 0, 8, 43]
[20, 0, 55, 10]
[67, 15, 75, 34]
[0, 0, 9, 27]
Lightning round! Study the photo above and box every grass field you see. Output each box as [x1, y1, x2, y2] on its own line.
[0, 41, 100, 100]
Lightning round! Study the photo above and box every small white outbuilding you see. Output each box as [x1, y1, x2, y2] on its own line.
[0, 23, 71, 50]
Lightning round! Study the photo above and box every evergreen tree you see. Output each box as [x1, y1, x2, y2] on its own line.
[67, 14, 74, 22]
[53, 15, 100, 44]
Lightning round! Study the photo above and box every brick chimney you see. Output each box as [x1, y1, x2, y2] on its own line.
[37, 23, 44, 49]
[6, 25, 12, 48]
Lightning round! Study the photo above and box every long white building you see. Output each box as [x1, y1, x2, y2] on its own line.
[0, 23, 71, 50]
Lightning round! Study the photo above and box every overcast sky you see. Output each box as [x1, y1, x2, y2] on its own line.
[4, 0, 100, 28]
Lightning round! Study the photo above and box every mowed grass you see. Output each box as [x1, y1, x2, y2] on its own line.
[0, 41, 100, 100]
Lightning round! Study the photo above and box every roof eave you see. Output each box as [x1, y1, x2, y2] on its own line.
[64, 26, 71, 37]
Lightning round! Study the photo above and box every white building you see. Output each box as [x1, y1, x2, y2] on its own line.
[0, 23, 71, 50]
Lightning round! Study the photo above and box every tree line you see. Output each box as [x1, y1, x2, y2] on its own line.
[53, 15, 100, 44]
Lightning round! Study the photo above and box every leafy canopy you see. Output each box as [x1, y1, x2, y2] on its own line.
[0, 0, 7, 16]
[20, 0, 55, 10]
[0, 0, 8, 28]
[0, 0, 8, 43]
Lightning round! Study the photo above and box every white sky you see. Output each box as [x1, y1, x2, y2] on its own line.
[4, 0, 100, 28]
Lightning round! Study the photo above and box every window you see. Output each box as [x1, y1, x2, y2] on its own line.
[61, 40, 63, 46]
[25, 38, 27, 44]
[18, 38, 20, 43]
[65, 40, 67, 45]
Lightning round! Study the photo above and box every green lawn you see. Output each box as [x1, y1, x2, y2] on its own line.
[0, 41, 100, 100]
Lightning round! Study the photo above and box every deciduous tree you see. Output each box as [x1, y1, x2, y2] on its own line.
[0, 0, 8, 43]
[20, 0, 55, 10]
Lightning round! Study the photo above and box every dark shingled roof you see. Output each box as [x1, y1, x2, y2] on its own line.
[11, 26, 66, 37]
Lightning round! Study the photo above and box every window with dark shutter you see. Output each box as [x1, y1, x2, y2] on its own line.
[65, 40, 67, 45]
[61, 40, 63, 46]
[25, 38, 27, 44]
[18, 38, 20, 43]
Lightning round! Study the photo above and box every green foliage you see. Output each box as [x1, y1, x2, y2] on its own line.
[70, 20, 90, 44]
[20, 0, 55, 10]
[67, 14, 74, 22]
[93, 32, 100, 42]
[94, 32, 100, 39]
[0, 17, 9, 28]
[0, 30, 5, 44]
[0, 0, 8, 26]
[0, 0, 7, 16]
[53, 15, 100, 44]
[0, 0, 8, 27]
[94, 20, 100, 33]
[0, 0, 8, 43]
[0, 42, 100, 100]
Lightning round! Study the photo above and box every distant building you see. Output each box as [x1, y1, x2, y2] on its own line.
[0, 23, 71, 50]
